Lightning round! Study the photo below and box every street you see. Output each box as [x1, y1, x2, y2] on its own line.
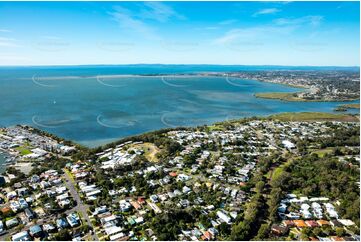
[63, 170, 99, 241]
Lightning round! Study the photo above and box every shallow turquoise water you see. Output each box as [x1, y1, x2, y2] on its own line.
[0, 65, 359, 147]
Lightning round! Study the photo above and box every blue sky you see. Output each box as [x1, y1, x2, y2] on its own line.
[0, 1, 359, 66]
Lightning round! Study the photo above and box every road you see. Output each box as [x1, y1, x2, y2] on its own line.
[63, 170, 99, 241]
[0, 211, 57, 241]
[0, 171, 98, 241]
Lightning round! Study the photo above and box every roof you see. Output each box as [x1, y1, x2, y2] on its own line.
[30, 224, 43, 234]
[317, 220, 330, 226]
[6, 218, 18, 226]
[57, 218, 69, 227]
[305, 220, 319, 227]
[337, 219, 355, 226]
[330, 236, 345, 241]
[130, 201, 141, 210]
[293, 220, 307, 227]
[105, 226, 123, 236]
[283, 220, 295, 226]
[169, 172, 177, 177]
[309, 237, 320, 241]
[12, 231, 30, 241]
[109, 232, 125, 241]
[1, 206, 11, 213]
[271, 225, 288, 234]
[137, 197, 145, 203]
[330, 219, 343, 227]
[203, 231, 212, 239]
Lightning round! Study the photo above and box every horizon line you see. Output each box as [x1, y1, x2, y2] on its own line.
[0, 63, 359, 68]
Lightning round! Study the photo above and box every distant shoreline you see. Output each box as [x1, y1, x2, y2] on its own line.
[23, 72, 358, 104]
[0, 64, 359, 71]
[254, 92, 360, 103]
[15, 72, 360, 104]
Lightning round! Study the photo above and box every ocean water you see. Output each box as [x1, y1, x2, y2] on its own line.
[0, 65, 359, 147]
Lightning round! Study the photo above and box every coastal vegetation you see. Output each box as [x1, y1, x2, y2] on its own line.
[267, 112, 359, 122]
[334, 103, 360, 112]
[255, 92, 359, 102]
[255, 92, 306, 101]
[274, 153, 360, 227]
[340, 103, 360, 109]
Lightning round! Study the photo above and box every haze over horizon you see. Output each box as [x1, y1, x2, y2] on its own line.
[0, 1, 359, 66]
[0, 64, 359, 68]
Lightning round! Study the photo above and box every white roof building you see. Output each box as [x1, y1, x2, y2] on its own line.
[282, 140, 295, 149]
[216, 211, 231, 224]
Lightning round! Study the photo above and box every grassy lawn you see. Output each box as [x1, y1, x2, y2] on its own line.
[268, 112, 359, 122]
[207, 124, 225, 131]
[311, 148, 334, 158]
[64, 169, 75, 183]
[255, 92, 305, 101]
[271, 166, 285, 181]
[132, 142, 160, 162]
[270, 159, 293, 181]
[83, 234, 92, 241]
[15, 146, 32, 156]
[97, 232, 107, 240]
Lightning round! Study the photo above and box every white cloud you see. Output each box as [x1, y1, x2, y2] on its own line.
[0, 37, 19, 47]
[214, 25, 294, 45]
[141, 2, 185, 22]
[253, 8, 280, 17]
[109, 2, 184, 39]
[213, 14, 324, 48]
[274, 16, 323, 27]
[0, 29, 11, 33]
[109, 6, 158, 39]
[201, 19, 237, 32]
[0, 55, 31, 61]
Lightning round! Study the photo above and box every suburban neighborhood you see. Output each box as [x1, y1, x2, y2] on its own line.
[0, 113, 358, 241]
